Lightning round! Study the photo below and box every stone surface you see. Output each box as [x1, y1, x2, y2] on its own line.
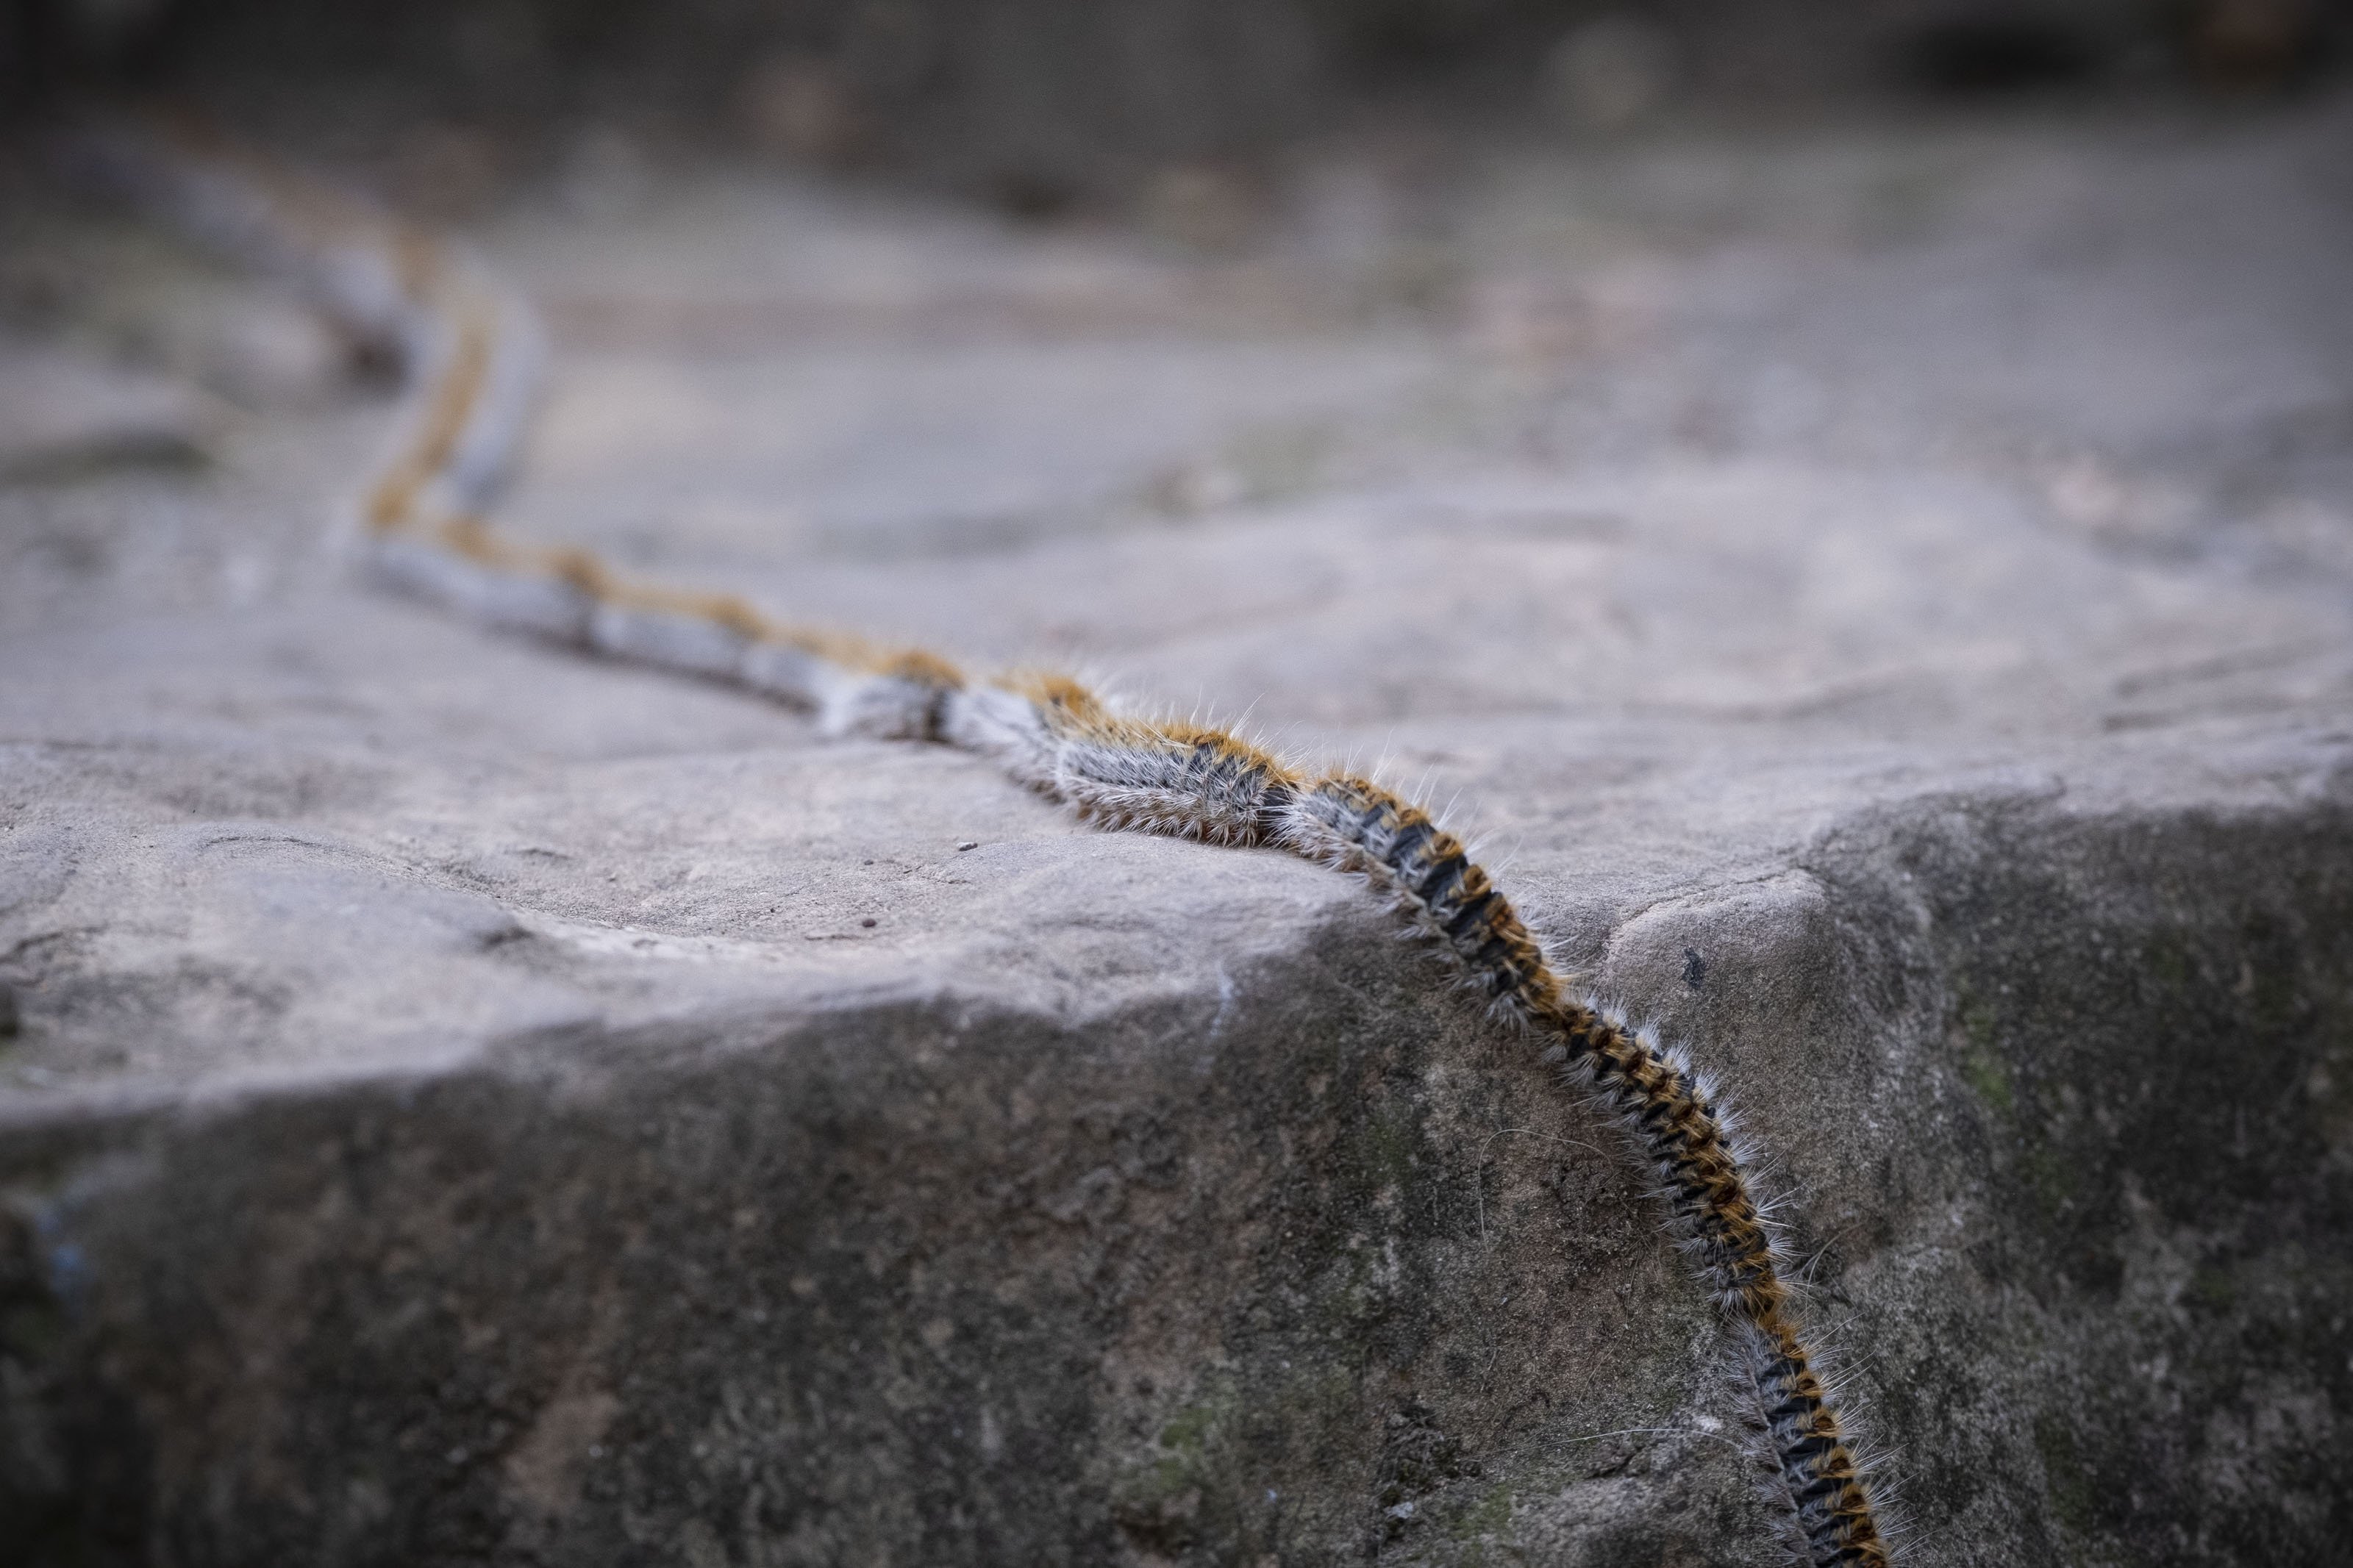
[4, 93, 2353, 1565]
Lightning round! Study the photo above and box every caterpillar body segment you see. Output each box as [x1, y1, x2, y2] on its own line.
[460, 556, 601, 643]
[788, 647, 959, 741]
[313, 241, 429, 351]
[954, 676, 1301, 844]
[1746, 1320, 1893, 1567]
[1054, 721, 1296, 845]
[440, 289, 547, 508]
[1579, 1023, 1783, 1315]
[365, 526, 510, 621]
[588, 595, 757, 681]
[821, 667, 958, 741]
[940, 681, 1068, 786]
[365, 518, 602, 644]
[740, 638, 839, 711]
[1277, 775, 1560, 1017]
[363, 301, 495, 532]
[110, 124, 1896, 1568]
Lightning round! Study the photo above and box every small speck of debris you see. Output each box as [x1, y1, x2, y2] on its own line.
[957, 840, 979, 851]
[862, 859, 874, 865]
[1682, 947, 1707, 990]
[860, 917, 878, 928]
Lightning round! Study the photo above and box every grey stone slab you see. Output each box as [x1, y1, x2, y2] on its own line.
[0, 344, 220, 480]
[3, 98, 2352, 1565]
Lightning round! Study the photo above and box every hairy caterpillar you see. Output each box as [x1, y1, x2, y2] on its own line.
[75, 121, 1890, 1567]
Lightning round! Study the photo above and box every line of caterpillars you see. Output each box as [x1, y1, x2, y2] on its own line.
[97, 122, 1890, 1567]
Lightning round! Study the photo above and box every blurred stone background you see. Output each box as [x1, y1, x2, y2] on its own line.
[5, 1, 2348, 207]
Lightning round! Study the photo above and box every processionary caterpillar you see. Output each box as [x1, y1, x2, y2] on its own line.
[75, 120, 1893, 1567]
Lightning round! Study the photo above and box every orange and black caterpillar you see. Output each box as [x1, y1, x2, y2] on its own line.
[85, 120, 1892, 1567]
[1283, 778, 1888, 1567]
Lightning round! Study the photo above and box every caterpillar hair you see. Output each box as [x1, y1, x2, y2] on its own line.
[87, 118, 1891, 1567]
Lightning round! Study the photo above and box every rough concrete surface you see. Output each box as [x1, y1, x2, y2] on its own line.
[4, 91, 2353, 1566]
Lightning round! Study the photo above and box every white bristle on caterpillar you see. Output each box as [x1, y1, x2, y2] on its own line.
[939, 684, 1064, 787]
[1053, 729, 1288, 845]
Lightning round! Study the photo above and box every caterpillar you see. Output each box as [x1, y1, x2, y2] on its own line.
[71, 118, 1892, 1567]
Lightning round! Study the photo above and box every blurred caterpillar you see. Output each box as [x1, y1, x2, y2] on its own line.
[75, 118, 1891, 1567]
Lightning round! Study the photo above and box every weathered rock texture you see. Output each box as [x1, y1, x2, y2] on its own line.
[4, 87, 2353, 1565]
